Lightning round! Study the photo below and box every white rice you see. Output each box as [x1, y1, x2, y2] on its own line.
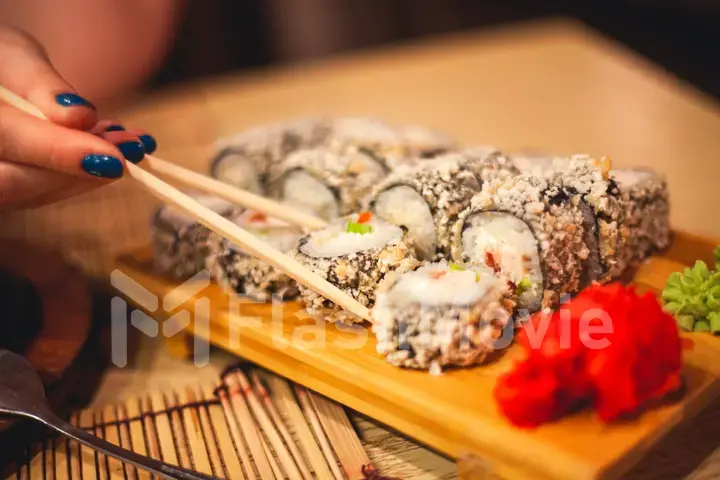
[383, 261, 501, 307]
[281, 170, 339, 221]
[300, 217, 403, 258]
[226, 211, 301, 254]
[373, 186, 437, 260]
[462, 212, 543, 309]
[213, 153, 264, 194]
[234, 209, 293, 228]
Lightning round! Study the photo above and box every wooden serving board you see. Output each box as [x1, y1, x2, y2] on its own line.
[114, 231, 720, 480]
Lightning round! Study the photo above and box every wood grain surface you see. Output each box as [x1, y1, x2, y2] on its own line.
[113, 230, 720, 480]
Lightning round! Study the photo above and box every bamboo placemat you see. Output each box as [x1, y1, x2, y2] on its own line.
[3, 366, 391, 480]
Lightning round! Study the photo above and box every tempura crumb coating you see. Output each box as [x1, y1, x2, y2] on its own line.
[553, 155, 627, 278]
[292, 236, 420, 324]
[268, 146, 387, 217]
[455, 174, 590, 309]
[613, 168, 671, 267]
[368, 152, 517, 260]
[211, 117, 331, 191]
[206, 234, 300, 302]
[373, 267, 515, 370]
[151, 199, 237, 280]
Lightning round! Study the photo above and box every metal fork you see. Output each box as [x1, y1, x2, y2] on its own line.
[0, 350, 221, 480]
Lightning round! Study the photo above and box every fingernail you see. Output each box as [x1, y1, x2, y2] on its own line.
[116, 141, 146, 164]
[81, 155, 123, 179]
[55, 93, 95, 109]
[138, 134, 158, 154]
[105, 125, 125, 132]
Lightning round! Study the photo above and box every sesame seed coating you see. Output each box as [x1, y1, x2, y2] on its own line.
[368, 151, 518, 261]
[206, 234, 301, 303]
[454, 174, 590, 309]
[292, 233, 420, 324]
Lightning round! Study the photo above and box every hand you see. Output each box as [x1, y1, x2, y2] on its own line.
[0, 27, 158, 211]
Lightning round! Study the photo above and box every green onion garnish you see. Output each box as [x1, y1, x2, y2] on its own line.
[346, 222, 373, 235]
[449, 262, 465, 271]
[515, 277, 532, 296]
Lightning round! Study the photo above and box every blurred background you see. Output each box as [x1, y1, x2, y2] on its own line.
[2, 0, 720, 275]
[156, 1, 720, 100]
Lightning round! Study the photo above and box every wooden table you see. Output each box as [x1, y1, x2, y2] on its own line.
[2, 17, 720, 478]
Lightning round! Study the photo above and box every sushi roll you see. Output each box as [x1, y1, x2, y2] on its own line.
[207, 210, 302, 302]
[152, 195, 237, 279]
[611, 167, 671, 266]
[327, 117, 410, 170]
[267, 147, 386, 221]
[373, 261, 514, 371]
[459, 148, 520, 184]
[397, 125, 455, 158]
[553, 155, 626, 282]
[211, 118, 329, 194]
[368, 152, 518, 261]
[509, 154, 555, 177]
[452, 174, 591, 311]
[292, 212, 420, 324]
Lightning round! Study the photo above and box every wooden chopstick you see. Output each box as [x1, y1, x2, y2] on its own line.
[0, 85, 371, 322]
[145, 156, 327, 230]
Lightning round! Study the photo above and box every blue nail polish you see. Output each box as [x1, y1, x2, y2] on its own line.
[116, 141, 146, 164]
[138, 134, 158, 154]
[55, 93, 95, 109]
[81, 155, 123, 179]
[105, 125, 125, 132]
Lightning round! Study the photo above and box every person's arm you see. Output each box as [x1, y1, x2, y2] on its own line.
[0, 0, 186, 106]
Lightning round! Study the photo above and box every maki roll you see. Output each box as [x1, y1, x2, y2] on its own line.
[397, 125, 455, 158]
[211, 118, 329, 194]
[611, 167, 671, 267]
[460, 148, 520, 184]
[267, 147, 386, 221]
[452, 174, 590, 311]
[369, 152, 518, 261]
[152, 195, 237, 279]
[327, 117, 410, 170]
[373, 261, 513, 372]
[509, 154, 555, 177]
[292, 212, 420, 324]
[553, 155, 626, 282]
[207, 210, 302, 302]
